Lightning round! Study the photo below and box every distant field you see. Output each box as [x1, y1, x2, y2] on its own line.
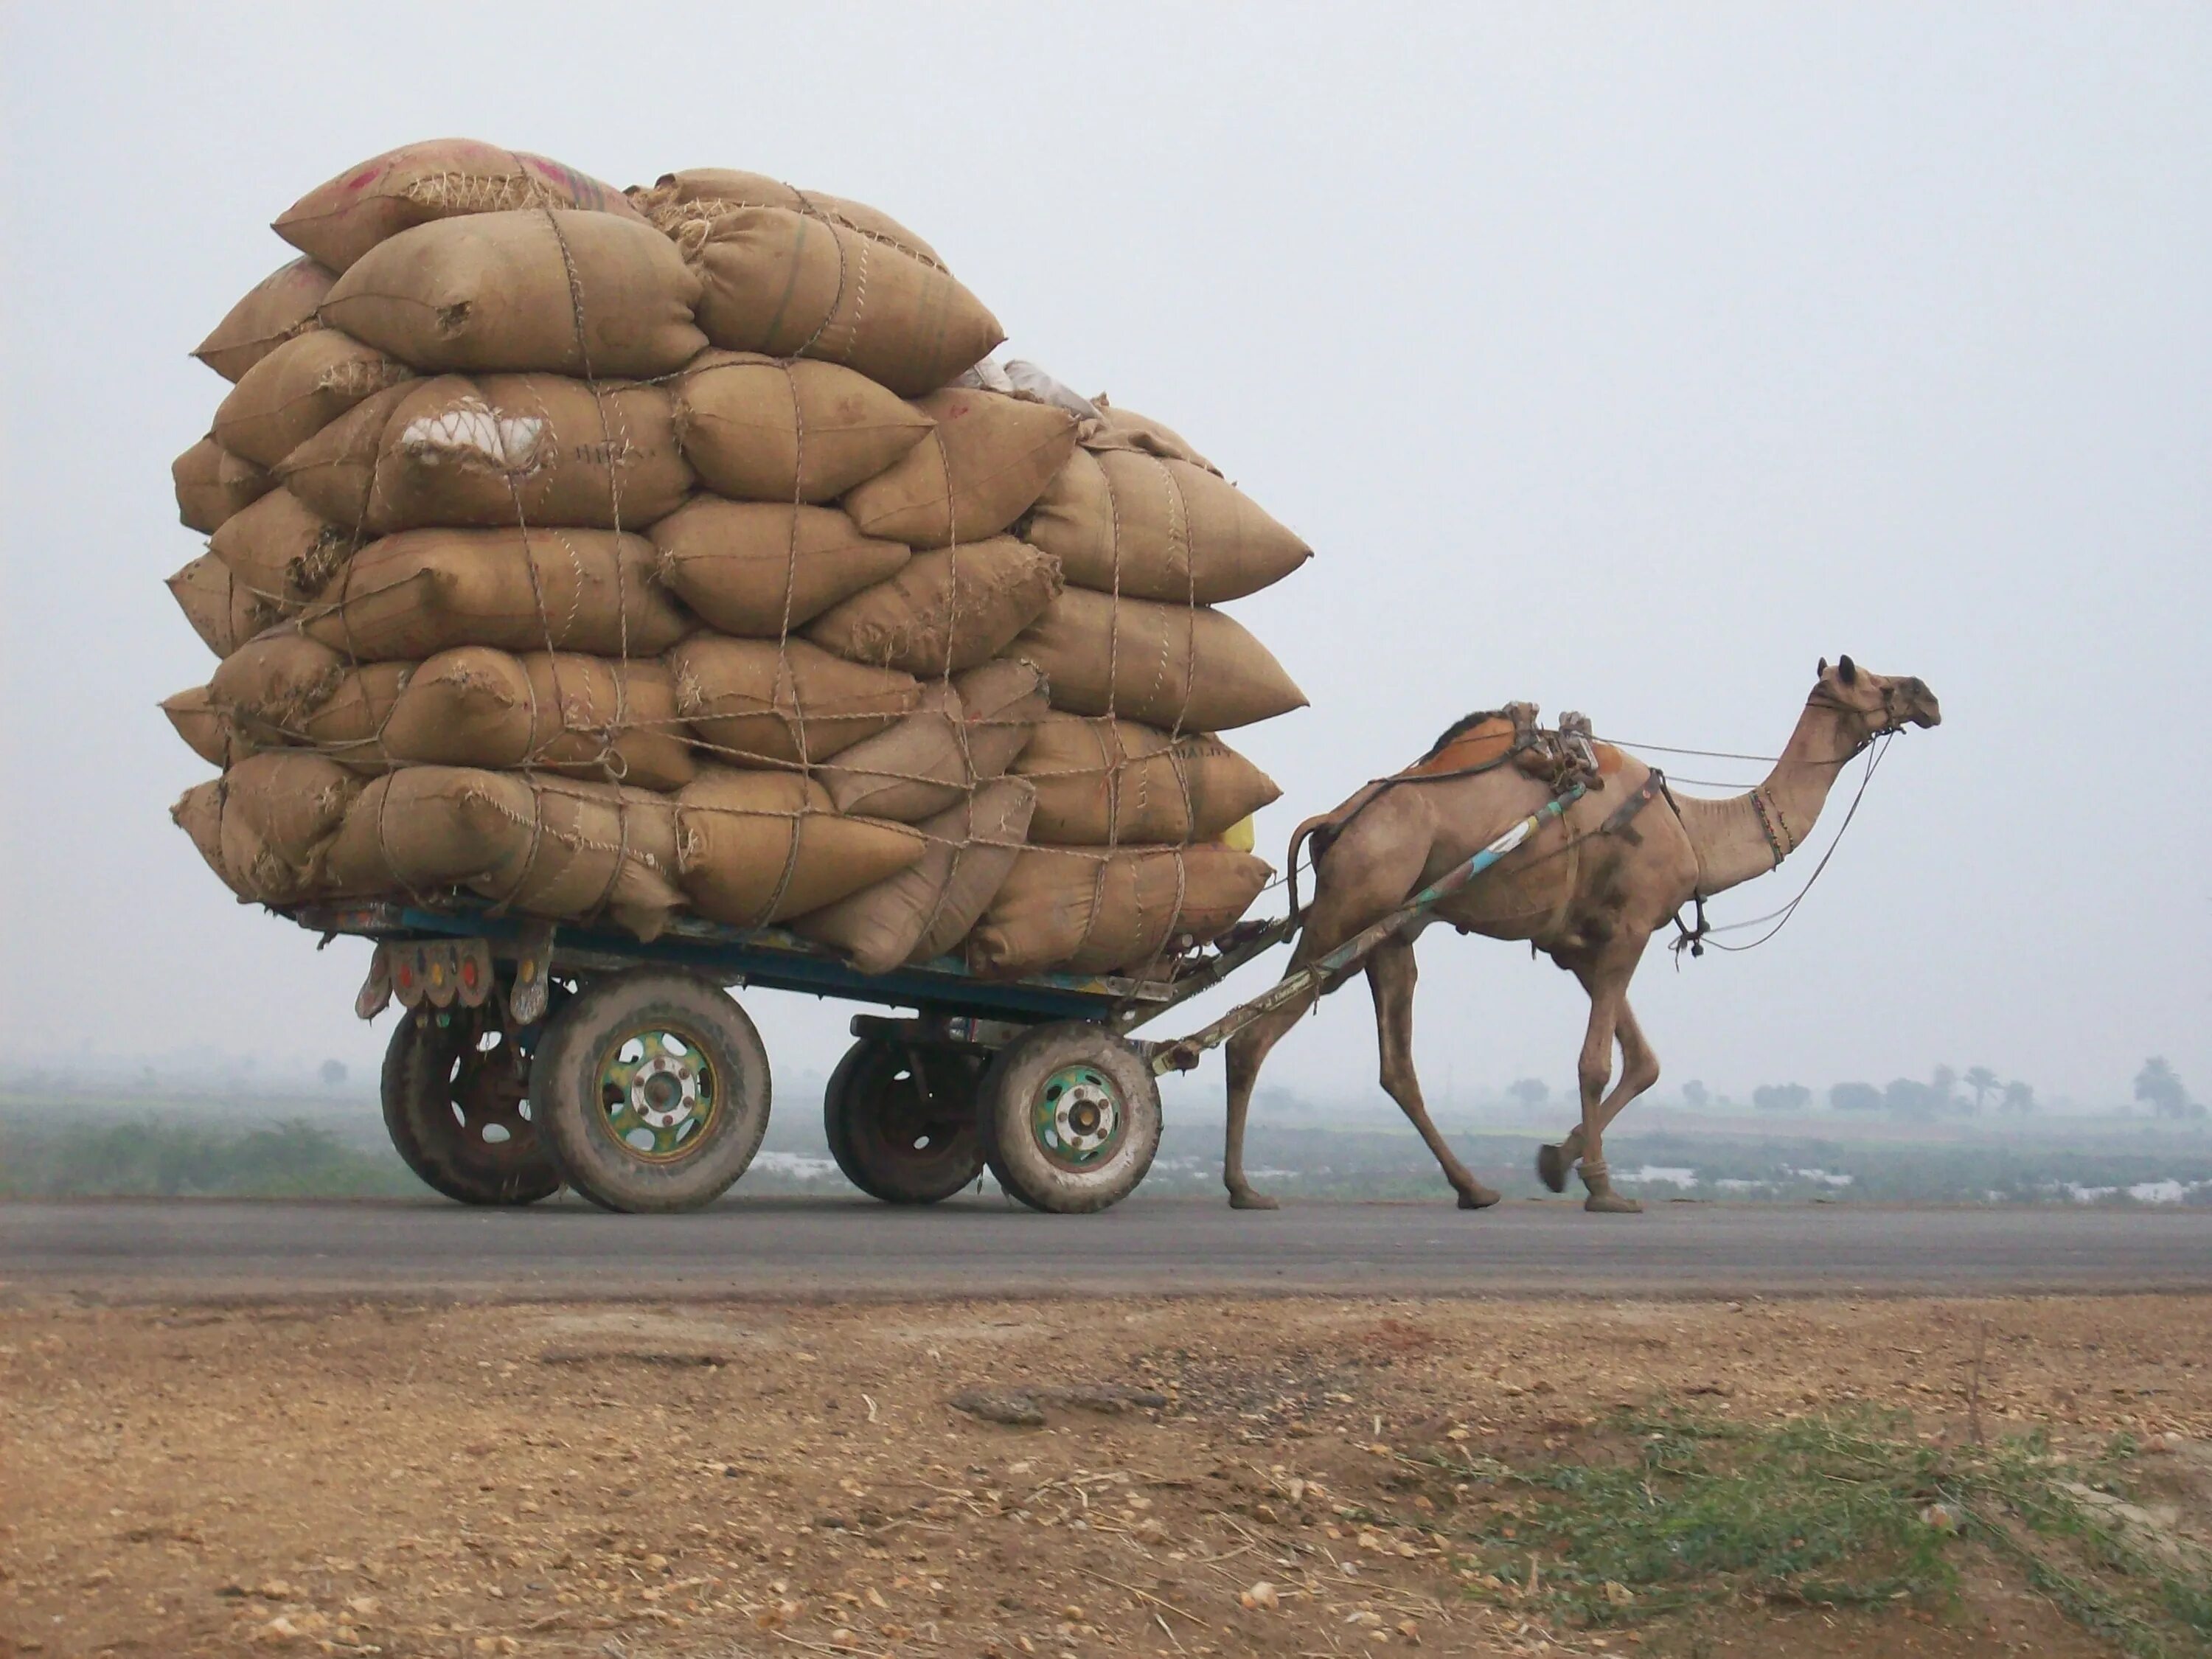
[4, 1091, 2208, 1206]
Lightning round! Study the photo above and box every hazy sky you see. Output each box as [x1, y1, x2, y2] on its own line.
[4, 5, 2206, 1115]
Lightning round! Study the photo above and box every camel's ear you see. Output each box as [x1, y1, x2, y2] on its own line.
[1837, 654, 1858, 686]
[1818, 657, 1829, 677]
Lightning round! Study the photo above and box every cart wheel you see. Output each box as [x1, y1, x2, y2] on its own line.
[529, 970, 771, 1213]
[824, 1040, 987, 1205]
[380, 1007, 563, 1206]
[977, 1023, 1161, 1214]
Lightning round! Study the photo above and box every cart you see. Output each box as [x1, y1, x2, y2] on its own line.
[291, 787, 1580, 1215]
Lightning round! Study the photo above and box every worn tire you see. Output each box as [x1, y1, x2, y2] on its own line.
[977, 1023, 1161, 1214]
[824, 1040, 987, 1205]
[529, 971, 771, 1214]
[379, 1009, 563, 1206]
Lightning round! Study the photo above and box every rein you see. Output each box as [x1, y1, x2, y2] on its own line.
[1664, 730, 1896, 961]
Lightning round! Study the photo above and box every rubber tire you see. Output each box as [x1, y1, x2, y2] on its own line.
[977, 1022, 1162, 1214]
[823, 1040, 987, 1205]
[379, 1012, 563, 1206]
[529, 970, 772, 1214]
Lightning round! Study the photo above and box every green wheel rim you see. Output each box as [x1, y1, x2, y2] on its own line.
[596, 1026, 719, 1163]
[1030, 1062, 1124, 1171]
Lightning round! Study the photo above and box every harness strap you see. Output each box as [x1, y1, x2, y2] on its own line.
[1598, 772, 1665, 844]
[1639, 768, 1713, 959]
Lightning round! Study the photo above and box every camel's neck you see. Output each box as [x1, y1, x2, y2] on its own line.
[1672, 700, 1861, 897]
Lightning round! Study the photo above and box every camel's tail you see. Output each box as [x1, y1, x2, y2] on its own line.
[1284, 812, 1334, 923]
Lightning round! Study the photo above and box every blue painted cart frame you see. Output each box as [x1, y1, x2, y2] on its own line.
[289, 897, 1295, 1034]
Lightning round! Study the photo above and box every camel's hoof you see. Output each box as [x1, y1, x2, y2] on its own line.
[1457, 1184, 1503, 1210]
[1535, 1144, 1568, 1194]
[1583, 1192, 1644, 1214]
[1228, 1189, 1281, 1211]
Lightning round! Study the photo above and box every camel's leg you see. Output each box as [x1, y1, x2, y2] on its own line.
[1528, 954, 1644, 1212]
[1224, 809, 1433, 1210]
[1545, 997, 1661, 1182]
[1567, 956, 1645, 1214]
[1368, 937, 1499, 1209]
[1222, 995, 1314, 1210]
[1593, 999, 1660, 1136]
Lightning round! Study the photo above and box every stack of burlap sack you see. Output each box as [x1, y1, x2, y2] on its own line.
[167, 139, 1310, 981]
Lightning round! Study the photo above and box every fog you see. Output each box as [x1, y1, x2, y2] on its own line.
[3, 5, 2205, 1116]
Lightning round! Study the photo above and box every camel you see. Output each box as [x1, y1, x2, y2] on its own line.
[1222, 657, 1940, 1212]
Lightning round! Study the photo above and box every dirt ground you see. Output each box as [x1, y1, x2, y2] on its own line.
[3, 1293, 2208, 1658]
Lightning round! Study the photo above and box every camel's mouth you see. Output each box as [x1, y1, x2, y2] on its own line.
[1890, 678, 1941, 730]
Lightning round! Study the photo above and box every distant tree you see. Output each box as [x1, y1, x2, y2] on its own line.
[2135, 1057, 2199, 1120]
[1753, 1083, 1812, 1113]
[1884, 1077, 1941, 1121]
[1830, 1082, 1883, 1112]
[1964, 1066, 2000, 1113]
[2000, 1079, 2035, 1115]
[1682, 1079, 1711, 1110]
[1930, 1065, 1962, 1113]
[319, 1059, 348, 1088]
[1507, 1078, 1550, 1110]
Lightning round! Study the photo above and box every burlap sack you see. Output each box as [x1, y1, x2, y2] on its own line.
[210, 330, 414, 468]
[173, 437, 274, 535]
[265, 382, 411, 526]
[842, 389, 1077, 549]
[633, 170, 945, 268]
[674, 768, 925, 927]
[652, 499, 910, 637]
[208, 633, 350, 742]
[816, 658, 1047, 821]
[325, 768, 684, 940]
[161, 686, 246, 769]
[172, 751, 361, 905]
[669, 207, 1000, 398]
[295, 661, 412, 770]
[299, 527, 691, 661]
[1009, 588, 1308, 731]
[1015, 714, 1281, 845]
[380, 648, 694, 791]
[1022, 448, 1310, 604]
[209, 489, 358, 605]
[321, 210, 705, 378]
[966, 843, 1273, 978]
[792, 777, 1036, 974]
[1081, 400, 1221, 476]
[279, 374, 691, 532]
[673, 350, 933, 502]
[169, 552, 279, 658]
[667, 636, 917, 765]
[276, 139, 646, 273]
[804, 538, 1062, 676]
[193, 257, 337, 383]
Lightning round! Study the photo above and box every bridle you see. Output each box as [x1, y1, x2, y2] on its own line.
[1805, 680, 1914, 753]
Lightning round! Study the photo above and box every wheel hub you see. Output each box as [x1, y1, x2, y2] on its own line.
[1034, 1065, 1123, 1167]
[598, 1029, 718, 1161]
[632, 1055, 700, 1129]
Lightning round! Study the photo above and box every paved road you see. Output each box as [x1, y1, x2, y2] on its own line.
[4, 1197, 2208, 1301]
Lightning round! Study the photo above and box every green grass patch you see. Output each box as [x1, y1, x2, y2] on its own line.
[1416, 1407, 2211, 1657]
[0, 1116, 420, 1199]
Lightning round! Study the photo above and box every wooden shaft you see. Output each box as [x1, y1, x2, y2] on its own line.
[1151, 785, 1585, 1074]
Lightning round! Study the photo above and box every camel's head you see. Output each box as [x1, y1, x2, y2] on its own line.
[1814, 656, 1941, 737]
